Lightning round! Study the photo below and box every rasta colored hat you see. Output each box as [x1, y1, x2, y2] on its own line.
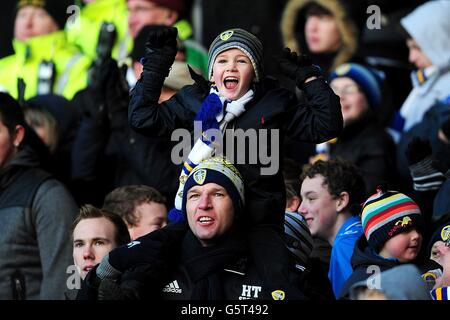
[17, 0, 74, 29]
[208, 28, 263, 82]
[181, 157, 245, 215]
[361, 186, 423, 251]
[329, 63, 385, 109]
[284, 212, 314, 267]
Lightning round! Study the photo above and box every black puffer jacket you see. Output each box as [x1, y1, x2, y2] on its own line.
[329, 111, 397, 195]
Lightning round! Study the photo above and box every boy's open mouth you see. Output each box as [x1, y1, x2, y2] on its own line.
[224, 77, 239, 90]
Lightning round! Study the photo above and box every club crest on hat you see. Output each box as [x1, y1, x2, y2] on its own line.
[335, 63, 351, 76]
[441, 226, 450, 241]
[220, 30, 234, 41]
[193, 169, 207, 185]
[271, 290, 285, 300]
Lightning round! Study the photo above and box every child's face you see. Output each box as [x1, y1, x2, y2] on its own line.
[211, 48, 255, 101]
[379, 228, 422, 263]
[299, 174, 340, 242]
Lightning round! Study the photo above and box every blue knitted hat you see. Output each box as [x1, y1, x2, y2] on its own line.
[329, 63, 385, 109]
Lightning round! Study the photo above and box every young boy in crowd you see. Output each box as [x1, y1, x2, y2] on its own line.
[299, 158, 366, 297]
[103, 185, 168, 240]
[339, 187, 425, 298]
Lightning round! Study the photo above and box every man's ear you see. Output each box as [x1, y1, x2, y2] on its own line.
[12, 125, 25, 147]
[286, 196, 301, 213]
[166, 10, 179, 26]
[336, 191, 350, 213]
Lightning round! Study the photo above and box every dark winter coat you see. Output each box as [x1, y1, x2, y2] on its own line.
[329, 111, 397, 194]
[338, 236, 402, 299]
[0, 147, 78, 299]
[71, 88, 179, 205]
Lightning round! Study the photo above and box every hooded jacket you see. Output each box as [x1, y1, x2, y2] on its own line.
[399, 0, 450, 132]
[0, 146, 78, 299]
[0, 31, 92, 100]
[338, 236, 402, 299]
[281, 0, 364, 74]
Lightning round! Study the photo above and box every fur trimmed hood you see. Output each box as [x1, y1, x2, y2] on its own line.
[281, 0, 361, 72]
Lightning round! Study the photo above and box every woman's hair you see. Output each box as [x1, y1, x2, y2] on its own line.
[0, 92, 26, 134]
[23, 104, 58, 153]
[0, 92, 53, 169]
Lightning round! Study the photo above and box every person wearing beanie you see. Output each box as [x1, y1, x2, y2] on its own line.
[428, 220, 450, 268]
[429, 227, 450, 300]
[127, 25, 342, 290]
[339, 186, 428, 299]
[393, 1, 450, 185]
[0, 0, 92, 100]
[77, 157, 307, 300]
[315, 62, 396, 194]
[299, 158, 366, 298]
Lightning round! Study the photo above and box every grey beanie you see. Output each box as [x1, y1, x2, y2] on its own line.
[208, 28, 263, 82]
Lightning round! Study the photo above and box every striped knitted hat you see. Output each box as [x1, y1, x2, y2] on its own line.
[284, 212, 314, 267]
[208, 28, 263, 82]
[361, 187, 423, 251]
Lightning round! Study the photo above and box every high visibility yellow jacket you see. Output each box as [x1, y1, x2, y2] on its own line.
[0, 31, 92, 100]
[65, 0, 132, 63]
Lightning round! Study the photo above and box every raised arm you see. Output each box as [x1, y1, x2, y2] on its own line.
[275, 48, 343, 142]
[128, 26, 196, 136]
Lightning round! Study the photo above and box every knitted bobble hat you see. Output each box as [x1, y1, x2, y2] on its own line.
[208, 28, 263, 82]
[361, 186, 423, 251]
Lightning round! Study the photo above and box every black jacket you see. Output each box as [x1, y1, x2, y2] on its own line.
[78, 225, 307, 300]
[329, 111, 397, 194]
[71, 88, 179, 205]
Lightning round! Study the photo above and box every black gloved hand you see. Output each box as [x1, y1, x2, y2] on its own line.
[405, 137, 432, 166]
[104, 62, 130, 130]
[78, 57, 119, 120]
[106, 222, 188, 273]
[142, 25, 178, 77]
[275, 48, 322, 88]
